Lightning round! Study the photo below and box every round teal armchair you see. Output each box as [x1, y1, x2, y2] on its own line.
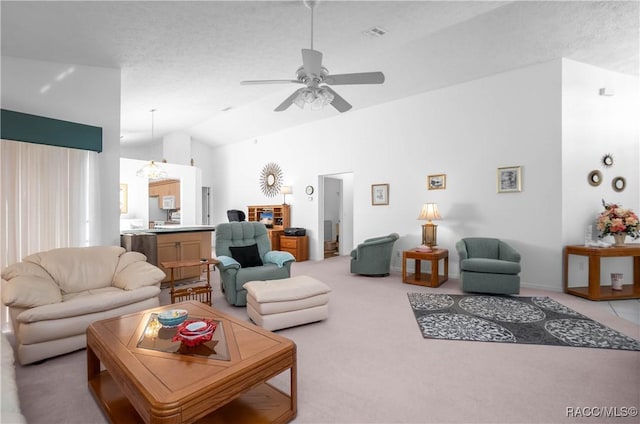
[350, 233, 399, 277]
[455, 237, 521, 294]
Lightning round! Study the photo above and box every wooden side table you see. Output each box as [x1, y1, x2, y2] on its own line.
[563, 244, 640, 300]
[160, 258, 219, 305]
[402, 248, 449, 287]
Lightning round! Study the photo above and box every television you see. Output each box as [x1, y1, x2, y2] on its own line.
[260, 212, 274, 228]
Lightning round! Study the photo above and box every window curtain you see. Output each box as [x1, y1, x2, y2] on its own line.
[1, 139, 99, 329]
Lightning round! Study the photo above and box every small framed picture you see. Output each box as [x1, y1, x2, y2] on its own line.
[427, 174, 446, 190]
[497, 166, 522, 193]
[371, 184, 389, 205]
[120, 183, 128, 214]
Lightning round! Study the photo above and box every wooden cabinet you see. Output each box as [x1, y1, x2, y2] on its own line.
[267, 229, 284, 251]
[247, 204, 290, 230]
[149, 179, 181, 209]
[156, 232, 211, 283]
[280, 235, 309, 262]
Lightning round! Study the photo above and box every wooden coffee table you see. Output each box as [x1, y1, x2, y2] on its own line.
[87, 300, 297, 424]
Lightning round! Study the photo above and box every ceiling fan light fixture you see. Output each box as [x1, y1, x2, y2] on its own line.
[241, 1, 384, 113]
[293, 86, 334, 110]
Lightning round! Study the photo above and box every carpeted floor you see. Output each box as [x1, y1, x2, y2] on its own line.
[408, 293, 640, 351]
[8, 256, 640, 423]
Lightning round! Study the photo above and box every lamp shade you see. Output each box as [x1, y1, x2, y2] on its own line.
[418, 203, 441, 222]
[280, 186, 293, 195]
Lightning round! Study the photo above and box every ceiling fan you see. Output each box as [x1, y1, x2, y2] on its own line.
[240, 0, 385, 113]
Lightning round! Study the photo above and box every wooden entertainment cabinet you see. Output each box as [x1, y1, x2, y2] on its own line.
[247, 204, 291, 251]
[247, 204, 290, 229]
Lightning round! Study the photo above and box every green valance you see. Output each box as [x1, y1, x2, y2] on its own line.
[1, 109, 102, 153]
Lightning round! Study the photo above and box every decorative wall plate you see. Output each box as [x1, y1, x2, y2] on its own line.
[305, 185, 314, 195]
[612, 176, 626, 192]
[587, 170, 602, 186]
[259, 162, 283, 197]
[601, 154, 614, 167]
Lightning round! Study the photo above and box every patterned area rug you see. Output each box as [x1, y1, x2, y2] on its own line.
[408, 293, 640, 351]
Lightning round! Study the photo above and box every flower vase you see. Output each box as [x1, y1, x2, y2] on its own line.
[613, 233, 627, 246]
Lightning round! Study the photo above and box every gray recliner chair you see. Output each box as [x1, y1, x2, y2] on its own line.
[350, 233, 399, 276]
[215, 222, 294, 306]
[455, 237, 521, 294]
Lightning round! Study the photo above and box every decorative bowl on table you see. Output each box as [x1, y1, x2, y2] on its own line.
[157, 309, 188, 327]
[172, 319, 217, 347]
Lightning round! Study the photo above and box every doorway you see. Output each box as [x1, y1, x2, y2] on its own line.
[320, 172, 353, 259]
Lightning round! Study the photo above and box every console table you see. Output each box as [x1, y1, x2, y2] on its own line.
[563, 244, 640, 300]
[402, 248, 449, 288]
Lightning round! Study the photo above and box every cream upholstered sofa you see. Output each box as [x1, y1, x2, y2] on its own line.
[1, 246, 165, 365]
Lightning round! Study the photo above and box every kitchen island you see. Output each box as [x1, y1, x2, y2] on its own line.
[121, 226, 215, 283]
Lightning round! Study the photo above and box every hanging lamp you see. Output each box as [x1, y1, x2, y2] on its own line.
[136, 109, 168, 179]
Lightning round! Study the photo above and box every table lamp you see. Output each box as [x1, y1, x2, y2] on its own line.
[281, 186, 292, 204]
[418, 203, 441, 248]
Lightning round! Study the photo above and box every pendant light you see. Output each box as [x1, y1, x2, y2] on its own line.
[136, 109, 168, 179]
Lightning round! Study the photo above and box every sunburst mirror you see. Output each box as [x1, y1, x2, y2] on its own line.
[259, 162, 283, 197]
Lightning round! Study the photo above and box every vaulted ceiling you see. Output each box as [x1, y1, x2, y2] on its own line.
[2, 1, 638, 147]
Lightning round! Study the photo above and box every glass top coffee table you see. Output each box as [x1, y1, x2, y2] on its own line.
[87, 301, 297, 423]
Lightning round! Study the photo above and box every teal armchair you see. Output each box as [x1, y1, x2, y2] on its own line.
[455, 237, 521, 294]
[215, 222, 294, 306]
[350, 233, 399, 276]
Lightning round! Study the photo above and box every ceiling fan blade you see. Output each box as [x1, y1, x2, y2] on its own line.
[274, 88, 305, 112]
[324, 86, 352, 113]
[302, 48, 323, 76]
[241, 79, 301, 85]
[324, 72, 385, 85]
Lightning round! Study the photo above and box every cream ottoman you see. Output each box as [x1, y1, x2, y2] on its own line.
[243, 275, 331, 331]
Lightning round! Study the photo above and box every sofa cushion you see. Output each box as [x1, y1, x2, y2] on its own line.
[16, 285, 160, 323]
[113, 261, 165, 290]
[460, 258, 521, 275]
[1, 261, 54, 281]
[24, 246, 125, 294]
[229, 244, 263, 268]
[2, 275, 62, 308]
[113, 251, 148, 275]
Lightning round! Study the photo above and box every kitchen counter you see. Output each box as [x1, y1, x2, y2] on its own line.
[121, 227, 215, 282]
[121, 225, 215, 235]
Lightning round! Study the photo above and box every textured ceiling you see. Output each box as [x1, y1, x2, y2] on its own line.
[1, 1, 638, 147]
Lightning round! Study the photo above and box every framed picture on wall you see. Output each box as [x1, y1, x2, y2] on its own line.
[427, 174, 446, 190]
[497, 166, 522, 193]
[371, 184, 389, 205]
[120, 183, 128, 214]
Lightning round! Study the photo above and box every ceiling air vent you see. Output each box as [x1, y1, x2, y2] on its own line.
[363, 26, 387, 38]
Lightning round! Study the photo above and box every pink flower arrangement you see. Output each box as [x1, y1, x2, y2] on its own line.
[597, 200, 639, 239]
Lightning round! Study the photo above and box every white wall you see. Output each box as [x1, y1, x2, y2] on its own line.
[117, 57, 637, 294]
[561, 59, 639, 285]
[211, 60, 565, 289]
[1, 56, 121, 245]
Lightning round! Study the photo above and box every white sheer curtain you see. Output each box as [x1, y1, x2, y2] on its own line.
[1, 139, 99, 267]
[1, 139, 99, 329]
